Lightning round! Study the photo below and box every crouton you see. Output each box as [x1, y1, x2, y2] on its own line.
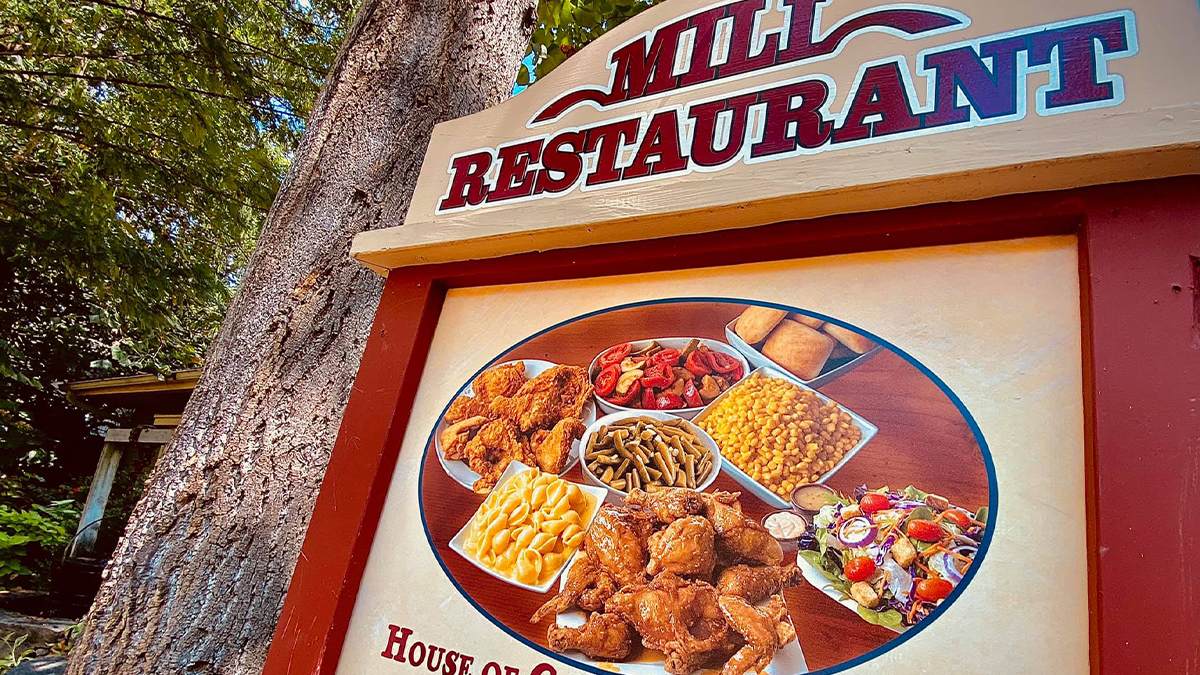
[889, 535, 917, 568]
[850, 581, 881, 609]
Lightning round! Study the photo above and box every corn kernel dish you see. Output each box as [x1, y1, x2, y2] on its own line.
[451, 462, 605, 592]
[696, 369, 874, 506]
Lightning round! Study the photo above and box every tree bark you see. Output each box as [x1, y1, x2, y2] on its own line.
[66, 0, 534, 671]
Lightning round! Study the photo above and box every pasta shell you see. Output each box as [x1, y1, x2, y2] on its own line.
[541, 518, 570, 535]
[507, 502, 530, 525]
[530, 485, 548, 510]
[531, 532, 557, 554]
[513, 525, 536, 549]
[563, 530, 585, 549]
[548, 495, 572, 518]
[491, 527, 512, 554]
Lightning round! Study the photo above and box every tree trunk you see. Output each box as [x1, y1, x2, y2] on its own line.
[66, 0, 534, 671]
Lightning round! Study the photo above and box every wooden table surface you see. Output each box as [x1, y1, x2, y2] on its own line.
[419, 302, 989, 672]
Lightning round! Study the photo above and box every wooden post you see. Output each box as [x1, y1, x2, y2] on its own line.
[71, 427, 175, 556]
[73, 442, 123, 555]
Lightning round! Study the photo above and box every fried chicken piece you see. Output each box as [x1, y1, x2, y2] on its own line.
[490, 365, 592, 433]
[717, 595, 795, 675]
[716, 565, 803, 604]
[531, 552, 618, 624]
[464, 418, 531, 494]
[647, 516, 715, 578]
[473, 362, 528, 400]
[532, 417, 585, 474]
[444, 363, 527, 424]
[626, 487, 706, 524]
[585, 504, 656, 588]
[605, 574, 737, 674]
[440, 415, 487, 460]
[700, 492, 784, 566]
[547, 612, 635, 661]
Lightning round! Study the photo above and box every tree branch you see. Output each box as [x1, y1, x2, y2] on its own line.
[0, 68, 302, 120]
[84, 0, 323, 74]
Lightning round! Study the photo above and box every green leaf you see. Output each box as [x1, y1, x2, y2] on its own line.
[856, 606, 905, 629]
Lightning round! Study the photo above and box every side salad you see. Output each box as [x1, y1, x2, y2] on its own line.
[797, 485, 987, 629]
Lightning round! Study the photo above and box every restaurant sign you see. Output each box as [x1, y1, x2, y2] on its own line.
[438, 3, 1137, 213]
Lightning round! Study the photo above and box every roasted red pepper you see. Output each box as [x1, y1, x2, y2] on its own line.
[684, 350, 711, 376]
[655, 392, 686, 410]
[641, 386, 659, 410]
[607, 380, 641, 406]
[650, 348, 681, 368]
[682, 380, 703, 407]
[593, 363, 620, 397]
[639, 362, 674, 389]
[598, 343, 632, 368]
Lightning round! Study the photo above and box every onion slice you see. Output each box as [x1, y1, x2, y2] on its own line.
[838, 517, 877, 548]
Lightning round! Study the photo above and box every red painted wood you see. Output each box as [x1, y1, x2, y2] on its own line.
[1081, 182, 1200, 674]
[264, 271, 446, 675]
[265, 175, 1200, 675]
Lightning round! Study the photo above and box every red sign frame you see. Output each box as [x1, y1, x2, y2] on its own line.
[263, 175, 1200, 674]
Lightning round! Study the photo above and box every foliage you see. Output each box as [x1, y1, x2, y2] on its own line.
[0, 0, 354, 507]
[0, 632, 33, 670]
[0, 500, 79, 586]
[522, 0, 663, 84]
[49, 621, 85, 657]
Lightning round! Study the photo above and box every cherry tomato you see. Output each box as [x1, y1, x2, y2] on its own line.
[684, 350, 711, 376]
[642, 386, 658, 410]
[906, 519, 945, 543]
[843, 557, 876, 582]
[593, 364, 620, 397]
[706, 351, 742, 375]
[655, 392, 686, 410]
[639, 362, 674, 389]
[915, 577, 953, 601]
[942, 510, 971, 528]
[650, 348, 681, 368]
[859, 493, 891, 515]
[598, 343, 632, 368]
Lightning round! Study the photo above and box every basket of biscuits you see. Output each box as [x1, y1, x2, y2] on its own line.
[725, 306, 881, 387]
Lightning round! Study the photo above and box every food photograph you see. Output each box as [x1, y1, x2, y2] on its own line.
[419, 300, 995, 674]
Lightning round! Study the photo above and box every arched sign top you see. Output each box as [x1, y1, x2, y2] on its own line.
[352, 0, 1199, 271]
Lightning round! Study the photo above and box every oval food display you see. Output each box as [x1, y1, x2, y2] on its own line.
[419, 299, 995, 675]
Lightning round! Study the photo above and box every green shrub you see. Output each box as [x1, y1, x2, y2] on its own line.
[0, 499, 79, 586]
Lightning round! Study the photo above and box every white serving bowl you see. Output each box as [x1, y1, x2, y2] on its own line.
[435, 359, 596, 491]
[587, 337, 749, 420]
[692, 366, 878, 509]
[578, 410, 723, 500]
[448, 461, 607, 593]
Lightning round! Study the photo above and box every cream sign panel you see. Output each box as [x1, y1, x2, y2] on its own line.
[337, 238, 1088, 675]
[352, 0, 1200, 268]
[436, 4, 1136, 212]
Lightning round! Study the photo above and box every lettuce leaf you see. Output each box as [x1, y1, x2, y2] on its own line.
[855, 606, 905, 629]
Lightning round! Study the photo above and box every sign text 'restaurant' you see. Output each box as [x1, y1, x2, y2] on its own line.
[437, 0, 1135, 213]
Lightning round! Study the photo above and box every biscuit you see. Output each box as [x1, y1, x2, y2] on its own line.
[734, 306, 788, 344]
[789, 313, 825, 329]
[822, 324, 875, 354]
[761, 320, 835, 380]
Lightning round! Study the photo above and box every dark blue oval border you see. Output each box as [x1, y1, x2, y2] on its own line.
[416, 297, 998, 675]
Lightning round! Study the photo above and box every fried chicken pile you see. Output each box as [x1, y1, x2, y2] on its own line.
[531, 488, 803, 674]
[442, 362, 593, 493]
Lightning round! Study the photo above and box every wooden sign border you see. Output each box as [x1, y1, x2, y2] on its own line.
[263, 175, 1200, 674]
